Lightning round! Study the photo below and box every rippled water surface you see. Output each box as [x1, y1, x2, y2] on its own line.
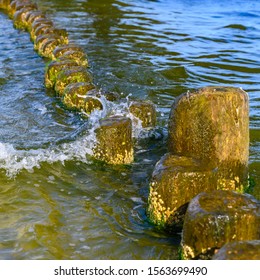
[0, 0, 259, 259]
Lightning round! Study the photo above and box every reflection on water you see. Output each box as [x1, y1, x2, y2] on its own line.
[0, 0, 259, 259]
[83, 0, 123, 38]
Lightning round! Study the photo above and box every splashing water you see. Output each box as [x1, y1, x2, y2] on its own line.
[0, 95, 159, 177]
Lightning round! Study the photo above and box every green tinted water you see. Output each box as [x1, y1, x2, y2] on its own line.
[0, 0, 259, 259]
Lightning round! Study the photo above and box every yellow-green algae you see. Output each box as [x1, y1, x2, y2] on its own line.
[34, 33, 69, 52]
[181, 190, 260, 259]
[52, 44, 85, 60]
[93, 116, 134, 165]
[13, 5, 37, 29]
[147, 153, 230, 232]
[58, 50, 89, 67]
[0, 0, 10, 9]
[62, 82, 97, 111]
[30, 19, 53, 41]
[168, 87, 249, 179]
[55, 67, 93, 97]
[45, 60, 79, 88]
[212, 240, 260, 260]
[129, 100, 156, 128]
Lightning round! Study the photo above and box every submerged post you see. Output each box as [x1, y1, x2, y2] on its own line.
[182, 190, 260, 259]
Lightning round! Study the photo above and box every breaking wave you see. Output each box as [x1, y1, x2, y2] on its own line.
[0, 96, 162, 177]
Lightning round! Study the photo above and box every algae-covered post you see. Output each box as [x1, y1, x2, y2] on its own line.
[30, 19, 54, 41]
[147, 86, 250, 231]
[1, 0, 133, 167]
[51, 44, 89, 67]
[8, 0, 38, 18]
[147, 154, 218, 232]
[13, 5, 38, 29]
[54, 66, 93, 97]
[93, 116, 134, 165]
[52, 44, 86, 60]
[62, 82, 96, 111]
[0, 0, 10, 9]
[62, 82, 103, 114]
[129, 100, 157, 128]
[212, 240, 260, 260]
[181, 190, 260, 260]
[168, 86, 249, 189]
[45, 59, 79, 88]
[34, 32, 68, 52]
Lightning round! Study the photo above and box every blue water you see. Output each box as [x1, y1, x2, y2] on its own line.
[0, 0, 259, 259]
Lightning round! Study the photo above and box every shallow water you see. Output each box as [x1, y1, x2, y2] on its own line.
[0, 0, 259, 259]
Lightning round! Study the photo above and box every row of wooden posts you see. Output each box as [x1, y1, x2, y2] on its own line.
[1, 0, 260, 259]
[1, 0, 157, 165]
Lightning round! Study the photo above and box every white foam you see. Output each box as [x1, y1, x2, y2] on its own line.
[0, 120, 98, 177]
[0, 97, 160, 177]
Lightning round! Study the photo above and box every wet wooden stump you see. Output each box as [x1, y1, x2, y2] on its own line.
[147, 153, 219, 232]
[39, 38, 65, 59]
[57, 50, 89, 67]
[84, 96, 103, 115]
[8, 0, 37, 18]
[52, 44, 85, 60]
[25, 10, 47, 32]
[212, 240, 260, 260]
[129, 100, 156, 128]
[0, 0, 10, 9]
[13, 5, 37, 29]
[148, 86, 250, 231]
[34, 33, 68, 53]
[62, 82, 100, 113]
[32, 26, 68, 45]
[181, 190, 260, 259]
[36, 29, 69, 59]
[168, 86, 249, 190]
[54, 67, 93, 96]
[45, 60, 79, 88]
[93, 116, 134, 164]
[30, 19, 53, 41]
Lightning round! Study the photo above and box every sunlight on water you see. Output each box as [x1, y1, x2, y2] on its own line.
[0, 0, 259, 260]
